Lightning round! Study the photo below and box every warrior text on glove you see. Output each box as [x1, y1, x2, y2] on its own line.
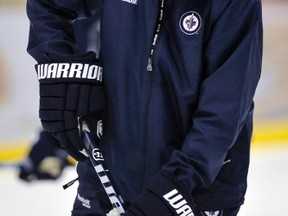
[36, 63, 103, 81]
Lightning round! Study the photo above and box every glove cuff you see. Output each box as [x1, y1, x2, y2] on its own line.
[147, 171, 195, 215]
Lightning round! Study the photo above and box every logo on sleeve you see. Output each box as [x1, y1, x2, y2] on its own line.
[179, 11, 202, 35]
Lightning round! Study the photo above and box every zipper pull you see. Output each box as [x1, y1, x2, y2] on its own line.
[147, 57, 153, 72]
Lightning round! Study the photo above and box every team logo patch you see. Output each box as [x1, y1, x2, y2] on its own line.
[179, 11, 202, 35]
[201, 210, 223, 216]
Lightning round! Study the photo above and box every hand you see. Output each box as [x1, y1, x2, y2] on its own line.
[123, 171, 195, 216]
[36, 51, 105, 161]
[18, 130, 72, 181]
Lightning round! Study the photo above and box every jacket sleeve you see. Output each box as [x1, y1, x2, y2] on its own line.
[26, 0, 76, 62]
[162, 0, 263, 191]
[26, 0, 100, 62]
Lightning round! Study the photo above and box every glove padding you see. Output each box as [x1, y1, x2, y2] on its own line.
[19, 130, 71, 181]
[123, 171, 195, 216]
[36, 51, 105, 161]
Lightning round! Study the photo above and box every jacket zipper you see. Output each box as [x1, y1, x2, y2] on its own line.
[140, 0, 165, 191]
[146, 0, 165, 72]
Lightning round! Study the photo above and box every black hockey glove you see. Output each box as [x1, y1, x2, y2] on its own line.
[19, 130, 72, 181]
[123, 171, 195, 216]
[36, 51, 105, 161]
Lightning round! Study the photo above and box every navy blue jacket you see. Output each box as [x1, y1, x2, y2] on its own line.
[27, 0, 263, 211]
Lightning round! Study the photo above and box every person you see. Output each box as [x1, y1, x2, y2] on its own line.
[26, 0, 263, 215]
[18, 130, 75, 182]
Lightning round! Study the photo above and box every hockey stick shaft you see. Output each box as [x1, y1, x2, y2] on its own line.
[81, 119, 126, 214]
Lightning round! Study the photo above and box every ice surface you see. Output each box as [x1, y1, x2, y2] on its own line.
[0, 147, 287, 216]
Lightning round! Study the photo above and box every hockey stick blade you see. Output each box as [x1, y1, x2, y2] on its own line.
[81, 122, 126, 214]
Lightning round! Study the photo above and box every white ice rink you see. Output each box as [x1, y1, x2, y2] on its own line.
[1, 145, 287, 216]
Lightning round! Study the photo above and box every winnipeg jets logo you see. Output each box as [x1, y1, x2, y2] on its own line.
[201, 210, 223, 216]
[179, 11, 202, 35]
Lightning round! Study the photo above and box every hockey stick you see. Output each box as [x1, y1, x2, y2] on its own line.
[80, 117, 126, 215]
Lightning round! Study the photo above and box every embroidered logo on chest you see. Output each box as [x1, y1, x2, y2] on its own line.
[179, 11, 202, 35]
